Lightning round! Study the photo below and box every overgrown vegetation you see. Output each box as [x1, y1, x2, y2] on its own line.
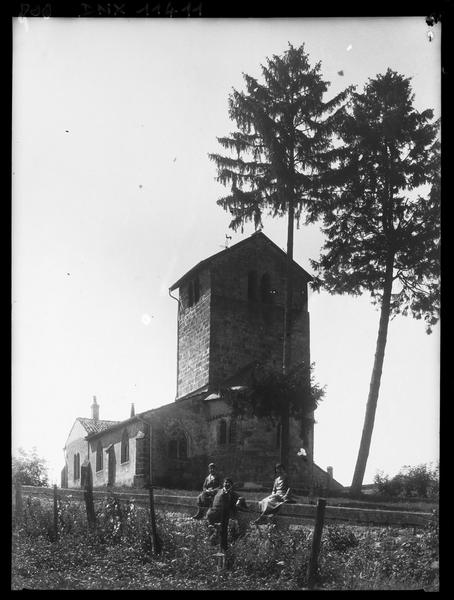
[373, 463, 439, 500]
[12, 494, 439, 590]
[226, 361, 325, 421]
[12, 448, 49, 487]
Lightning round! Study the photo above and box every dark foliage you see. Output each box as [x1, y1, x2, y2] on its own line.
[374, 463, 439, 499]
[224, 361, 325, 423]
[209, 43, 353, 232]
[311, 69, 440, 333]
[12, 447, 49, 487]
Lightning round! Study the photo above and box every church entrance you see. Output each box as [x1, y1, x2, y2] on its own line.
[107, 445, 116, 486]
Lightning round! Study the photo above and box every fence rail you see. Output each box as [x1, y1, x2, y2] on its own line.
[14, 485, 433, 528]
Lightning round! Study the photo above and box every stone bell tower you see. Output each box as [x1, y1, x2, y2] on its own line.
[169, 231, 312, 400]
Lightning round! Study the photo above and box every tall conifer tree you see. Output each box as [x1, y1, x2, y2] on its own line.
[209, 44, 352, 466]
[310, 70, 440, 495]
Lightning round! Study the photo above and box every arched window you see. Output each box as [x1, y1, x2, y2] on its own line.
[228, 419, 236, 444]
[260, 273, 272, 304]
[168, 432, 188, 459]
[96, 441, 103, 472]
[168, 439, 178, 458]
[121, 429, 129, 463]
[73, 453, 80, 480]
[219, 420, 227, 445]
[178, 434, 188, 459]
[247, 270, 258, 301]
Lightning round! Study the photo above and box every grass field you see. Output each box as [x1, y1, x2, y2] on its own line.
[11, 493, 439, 591]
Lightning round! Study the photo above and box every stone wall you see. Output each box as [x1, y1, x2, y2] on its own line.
[148, 400, 210, 489]
[176, 269, 211, 398]
[175, 234, 311, 399]
[149, 396, 314, 491]
[209, 236, 310, 387]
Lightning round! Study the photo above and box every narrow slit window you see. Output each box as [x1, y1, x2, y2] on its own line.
[193, 277, 200, 303]
[219, 420, 227, 445]
[228, 419, 236, 444]
[187, 281, 194, 307]
[260, 273, 272, 304]
[74, 453, 80, 480]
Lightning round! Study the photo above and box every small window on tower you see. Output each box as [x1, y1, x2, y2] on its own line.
[260, 273, 272, 304]
[193, 276, 200, 303]
[187, 281, 194, 307]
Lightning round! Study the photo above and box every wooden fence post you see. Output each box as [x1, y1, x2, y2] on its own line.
[148, 485, 161, 555]
[53, 484, 59, 541]
[307, 497, 327, 589]
[84, 463, 96, 531]
[15, 481, 23, 526]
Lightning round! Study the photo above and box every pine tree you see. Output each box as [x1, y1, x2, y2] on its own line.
[310, 69, 440, 496]
[209, 43, 352, 467]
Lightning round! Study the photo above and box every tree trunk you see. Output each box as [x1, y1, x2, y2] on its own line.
[350, 252, 395, 496]
[280, 198, 295, 467]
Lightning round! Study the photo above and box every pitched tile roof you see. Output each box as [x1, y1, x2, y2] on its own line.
[77, 417, 120, 435]
[169, 231, 312, 291]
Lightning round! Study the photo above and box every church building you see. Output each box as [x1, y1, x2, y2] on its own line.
[61, 231, 342, 492]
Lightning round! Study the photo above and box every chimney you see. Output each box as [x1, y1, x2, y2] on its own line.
[91, 396, 99, 421]
[130, 403, 135, 418]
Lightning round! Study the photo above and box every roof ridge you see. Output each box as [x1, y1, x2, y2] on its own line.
[77, 416, 120, 422]
[169, 230, 312, 291]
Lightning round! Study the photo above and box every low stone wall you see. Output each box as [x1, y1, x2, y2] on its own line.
[16, 485, 432, 529]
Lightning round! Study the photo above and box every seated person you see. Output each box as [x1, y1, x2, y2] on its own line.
[192, 463, 220, 519]
[253, 463, 294, 524]
[205, 477, 247, 545]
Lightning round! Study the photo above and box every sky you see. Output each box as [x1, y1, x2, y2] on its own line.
[12, 16, 440, 487]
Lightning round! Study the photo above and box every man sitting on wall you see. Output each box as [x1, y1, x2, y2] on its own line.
[192, 463, 221, 519]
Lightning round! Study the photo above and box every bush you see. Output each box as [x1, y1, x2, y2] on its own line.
[325, 524, 359, 552]
[12, 448, 49, 487]
[19, 497, 54, 540]
[373, 463, 439, 499]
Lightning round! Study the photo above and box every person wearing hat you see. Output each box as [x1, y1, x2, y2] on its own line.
[192, 463, 221, 519]
[253, 463, 294, 524]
